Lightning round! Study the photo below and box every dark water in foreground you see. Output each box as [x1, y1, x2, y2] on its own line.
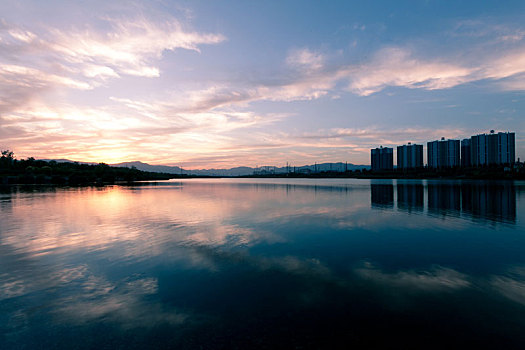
[1, 178, 525, 349]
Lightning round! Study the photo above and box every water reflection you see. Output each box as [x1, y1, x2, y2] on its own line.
[397, 183, 424, 212]
[370, 183, 394, 208]
[370, 181, 517, 224]
[427, 183, 461, 216]
[461, 183, 516, 223]
[1, 179, 525, 349]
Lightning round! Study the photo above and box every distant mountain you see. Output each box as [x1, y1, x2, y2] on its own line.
[37, 159, 369, 176]
[112, 161, 183, 174]
[112, 161, 369, 176]
[39, 159, 97, 165]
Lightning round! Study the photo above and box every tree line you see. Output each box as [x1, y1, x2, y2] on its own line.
[0, 150, 177, 185]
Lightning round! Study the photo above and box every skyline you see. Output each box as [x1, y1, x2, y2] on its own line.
[1, 1, 525, 168]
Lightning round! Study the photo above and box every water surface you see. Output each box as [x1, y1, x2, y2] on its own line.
[1, 179, 525, 349]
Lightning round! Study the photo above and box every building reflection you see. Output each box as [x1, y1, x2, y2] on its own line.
[461, 183, 516, 223]
[371, 184, 394, 209]
[427, 183, 461, 216]
[397, 183, 424, 212]
[371, 181, 517, 224]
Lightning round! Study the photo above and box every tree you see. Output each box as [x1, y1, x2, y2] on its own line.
[1, 150, 14, 159]
[1, 150, 15, 169]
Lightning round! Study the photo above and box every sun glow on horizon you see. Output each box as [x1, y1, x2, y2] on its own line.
[1, 1, 524, 167]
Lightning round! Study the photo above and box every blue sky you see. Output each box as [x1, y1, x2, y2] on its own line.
[1, 0, 524, 167]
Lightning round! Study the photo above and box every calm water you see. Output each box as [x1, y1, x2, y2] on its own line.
[1, 178, 525, 349]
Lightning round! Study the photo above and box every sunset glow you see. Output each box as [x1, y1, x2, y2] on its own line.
[1, 1, 524, 168]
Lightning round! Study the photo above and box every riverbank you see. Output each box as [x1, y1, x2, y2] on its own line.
[241, 167, 525, 180]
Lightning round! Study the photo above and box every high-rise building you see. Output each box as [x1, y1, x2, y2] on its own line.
[397, 143, 423, 169]
[470, 131, 515, 166]
[498, 131, 515, 164]
[371, 146, 393, 171]
[427, 138, 460, 168]
[461, 139, 471, 167]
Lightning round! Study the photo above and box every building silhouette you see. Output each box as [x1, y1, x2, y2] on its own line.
[461, 139, 471, 167]
[397, 143, 423, 169]
[371, 146, 393, 171]
[470, 131, 515, 166]
[427, 138, 460, 168]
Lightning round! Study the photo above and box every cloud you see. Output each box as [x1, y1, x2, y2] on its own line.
[286, 48, 325, 72]
[171, 42, 525, 112]
[483, 50, 525, 80]
[290, 126, 466, 150]
[451, 19, 525, 43]
[0, 16, 225, 116]
[0, 63, 91, 114]
[347, 47, 474, 96]
[498, 73, 525, 91]
[280, 38, 525, 99]
[48, 17, 225, 78]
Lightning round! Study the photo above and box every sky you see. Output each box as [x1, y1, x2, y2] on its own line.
[1, 0, 525, 168]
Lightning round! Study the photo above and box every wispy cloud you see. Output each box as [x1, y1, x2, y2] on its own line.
[286, 48, 325, 72]
[48, 17, 225, 78]
[347, 47, 474, 96]
[0, 16, 225, 116]
[451, 19, 525, 43]
[355, 261, 470, 292]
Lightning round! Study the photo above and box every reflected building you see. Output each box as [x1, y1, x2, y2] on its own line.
[427, 183, 461, 215]
[371, 181, 517, 224]
[371, 184, 394, 208]
[397, 183, 424, 212]
[461, 183, 516, 223]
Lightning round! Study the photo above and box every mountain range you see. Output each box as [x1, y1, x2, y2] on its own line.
[40, 159, 369, 176]
[112, 161, 369, 176]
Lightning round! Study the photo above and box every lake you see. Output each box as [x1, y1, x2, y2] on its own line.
[1, 178, 525, 349]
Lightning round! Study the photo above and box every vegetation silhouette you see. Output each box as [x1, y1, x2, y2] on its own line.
[0, 150, 181, 185]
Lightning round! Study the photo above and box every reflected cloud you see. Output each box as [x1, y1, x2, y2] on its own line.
[1, 184, 317, 260]
[491, 266, 525, 306]
[53, 268, 185, 328]
[355, 261, 470, 292]
[0, 279, 27, 300]
[185, 224, 285, 246]
[185, 244, 334, 282]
